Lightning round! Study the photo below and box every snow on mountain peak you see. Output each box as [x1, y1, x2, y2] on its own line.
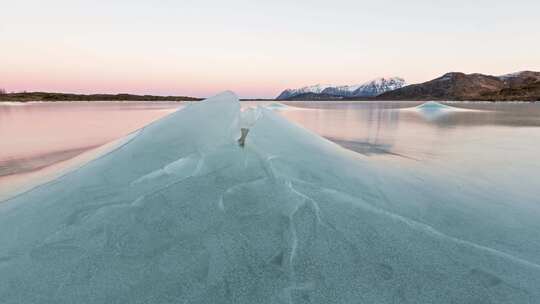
[277, 77, 406, 99]
[498, 71, 534, 80]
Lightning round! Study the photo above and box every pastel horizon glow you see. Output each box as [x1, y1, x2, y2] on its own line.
[2, 0, 540, 98]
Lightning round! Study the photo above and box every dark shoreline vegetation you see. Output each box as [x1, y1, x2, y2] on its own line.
[0, 92, 202, 102]
[0, 91, 280, 102]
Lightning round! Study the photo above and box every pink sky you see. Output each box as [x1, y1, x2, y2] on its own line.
[2, 0, 540, 98]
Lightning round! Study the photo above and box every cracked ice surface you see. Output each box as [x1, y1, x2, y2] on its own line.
[1, 92, 540, 303]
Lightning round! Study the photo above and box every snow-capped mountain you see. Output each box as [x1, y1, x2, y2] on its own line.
[276, 84, 334, 100]
[276, 77, 406, 100]
[350, 77, 406, 97]
[497, 71, 540, 85]
[320, 85, 363, 98]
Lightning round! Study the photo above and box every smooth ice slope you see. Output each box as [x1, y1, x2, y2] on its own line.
[1, 92, 540, 303]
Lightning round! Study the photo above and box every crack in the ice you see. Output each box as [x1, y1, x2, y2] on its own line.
[316, 185, 540, 271]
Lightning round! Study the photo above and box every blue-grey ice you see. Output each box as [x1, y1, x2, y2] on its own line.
[265, 102, 291, 111]
[415, 101, 455, 111]
[1, 92, 539, 303]
[407, 101, 463, 120]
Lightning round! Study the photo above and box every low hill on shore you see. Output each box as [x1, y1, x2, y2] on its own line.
[378, 71, 540, 101]
[0, 92, 202, 102]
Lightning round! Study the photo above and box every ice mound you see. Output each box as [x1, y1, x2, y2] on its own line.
[404, 101, 463, 120]
[1, 92, 540, 303]
[415, 101, 455, 111]
[265, 102, 290, 110]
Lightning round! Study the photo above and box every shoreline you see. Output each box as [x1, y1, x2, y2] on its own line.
[0, 145, 101, 178]
[0, 131, 140, 202]
[0, 100, 195, 104]
[282, 99, 537, 104]
[0, 92, 202, 103]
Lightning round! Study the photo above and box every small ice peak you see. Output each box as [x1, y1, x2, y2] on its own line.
[415, 101, 454, 111]
[238, 107, 262, 147]
[195, 90, 241, 110]
[408, 101, 458, 121]
[403, 101, 476, 121]
[265, 102, 288, 110]
[208, 90, 239, 101]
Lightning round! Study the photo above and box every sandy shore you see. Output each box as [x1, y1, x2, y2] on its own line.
[0, 145, 101, 177]
[0, 132, 139, 202]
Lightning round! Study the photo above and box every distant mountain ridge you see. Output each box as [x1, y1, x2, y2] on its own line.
[378, 71, 540, 101]
[276, 77, 406, 100]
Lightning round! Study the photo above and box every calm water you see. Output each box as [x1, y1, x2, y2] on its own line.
[1, 100, 540, 200]
[279, 101, 540, 203]
[0, 102, 182, 198]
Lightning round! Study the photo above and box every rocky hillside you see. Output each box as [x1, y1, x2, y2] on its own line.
[378, 71, 540, 101]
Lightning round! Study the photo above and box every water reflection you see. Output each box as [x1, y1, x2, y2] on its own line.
[279, 101, 540, 164]
[0, 102, 181, 165]
[0, 102, 181, 197]
[280, 101, 403, 158]
[2, 100, 540, 201]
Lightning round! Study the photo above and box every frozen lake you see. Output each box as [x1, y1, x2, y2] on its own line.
[1, 100, 540, 199]
[0, 102, 182, 198]
[278, 100, 540, 192]
[1, 96, 540, 303]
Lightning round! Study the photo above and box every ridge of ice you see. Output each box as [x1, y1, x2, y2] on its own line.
[1, 91, 539, 303]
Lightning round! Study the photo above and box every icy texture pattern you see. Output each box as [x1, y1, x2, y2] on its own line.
[1, 92, 540, 303]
